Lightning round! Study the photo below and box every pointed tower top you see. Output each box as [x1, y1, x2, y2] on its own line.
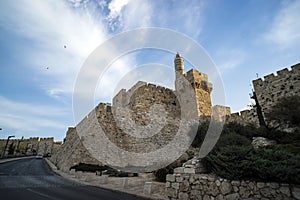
[176, 52, 181, 58]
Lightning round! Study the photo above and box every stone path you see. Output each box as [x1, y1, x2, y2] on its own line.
[45, 158, 167, 200]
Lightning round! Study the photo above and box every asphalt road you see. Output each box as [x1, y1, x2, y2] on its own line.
[0, 157, 146, 200]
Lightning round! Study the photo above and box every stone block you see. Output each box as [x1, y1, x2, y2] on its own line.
[98, 175, 108, 184]
[231, 180, 240, 186]
[179, 180, 190, 192]
[220, 182, 232, 195]
[143, 182, 152, 195]
[292, 187, 300, 200]
[70, 169, 76, 175]
[257, 182, 265, 188]
[178, 192, 189, 200]
[176, 176, 184, 183]
[190, 189, 202, 200]
[174, 167, 185, 174]
[166, 188, 178, 198]
[224, 193, 240, 200]
[166, 174, 176, 182]
[166, 182, 171, 188]
[216, 194, 224, 200]
[279, 186, 290, 197]
[269, 182, 279, 189]
[121, 178, 128, 189]
[172, 182, 180, 189]
[184, 167, 195, 174]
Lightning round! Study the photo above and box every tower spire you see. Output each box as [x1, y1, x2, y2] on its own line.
[174, 52, 184, 75]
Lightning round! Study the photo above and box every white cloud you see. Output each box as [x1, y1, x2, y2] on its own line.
[107, 0, 153, 31]
[0, 96, 68, 137]
[215, 48, 246, 71]
[264, 1, 300, 47]
[0, 0, 107, 100]
[107, 0, 130, 20]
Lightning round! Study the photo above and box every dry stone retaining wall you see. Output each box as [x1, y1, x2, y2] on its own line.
[166, 173, 300, 200]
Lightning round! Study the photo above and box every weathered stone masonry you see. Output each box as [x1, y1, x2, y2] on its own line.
[51, 53, 215, 170]
[166, 173, 300, 200]
[253, 63, 300, 125]
[228, 63, 300, 127]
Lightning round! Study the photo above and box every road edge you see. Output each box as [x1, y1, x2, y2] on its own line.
[44, 158, 155, 200]
[0, 156, 34, 164]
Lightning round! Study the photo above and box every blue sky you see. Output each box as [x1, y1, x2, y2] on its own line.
[0, 0, 299, 141]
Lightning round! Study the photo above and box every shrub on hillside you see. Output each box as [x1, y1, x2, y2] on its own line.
[265, 95, 300, 129]
[202, 145, 300, 184]
[70, 163, 108, 172]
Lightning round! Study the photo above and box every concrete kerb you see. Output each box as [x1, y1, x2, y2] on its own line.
[44, 158, 161, 199]
[0, 156, 35, 164]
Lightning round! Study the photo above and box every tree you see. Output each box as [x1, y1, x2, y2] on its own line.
[266, 96, 300, 129]
[8, 142, 15, 155]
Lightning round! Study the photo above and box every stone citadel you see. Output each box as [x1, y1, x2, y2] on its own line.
[49, 54, 300, 171]
[50, 53, 217, 171]
[3, 54, 298, 171]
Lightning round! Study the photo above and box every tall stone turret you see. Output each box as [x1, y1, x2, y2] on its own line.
[174, 53, 213, 117]
[174, 52, 184, 75]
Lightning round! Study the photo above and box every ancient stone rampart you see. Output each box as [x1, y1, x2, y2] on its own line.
[49, 127, 101, 172]
[252, 63, 300, 125]
[0, 137, 59, 156]
[228, 108, 259, 127]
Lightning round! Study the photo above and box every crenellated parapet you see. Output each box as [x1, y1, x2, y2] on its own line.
[185, 69, 213, 93]
[252, 63, 300, 126]
[228, 108, 259, 127]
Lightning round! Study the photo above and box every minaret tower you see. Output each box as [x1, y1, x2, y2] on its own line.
[174, 52, 185, 92]
[174, 52, 184, 75]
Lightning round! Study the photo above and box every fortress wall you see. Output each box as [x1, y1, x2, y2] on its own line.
[0, 137, 59, 156]
[49, 127, 101, 172]
[228, 108, 259, 127]
[96, 83, 181, 153]
[252, 63, 300, 125]
[212, 105, 231, 122]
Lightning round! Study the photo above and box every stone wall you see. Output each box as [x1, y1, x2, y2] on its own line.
[174, 53, 213, 117]
[228, 108, 259, 127]
[0, 137, 59, 156]
[49, 127, 101, 172]
[252, 63, 300, 125]
[166, 173, 300, 200]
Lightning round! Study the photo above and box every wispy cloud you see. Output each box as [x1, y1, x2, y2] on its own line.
[215, 48, 247, 72]
[0, 96, 68, 137]
[0, 0, 107, 100]
[264, 1, 300, 48]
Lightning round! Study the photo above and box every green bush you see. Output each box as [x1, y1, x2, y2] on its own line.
[203, 145, 300, 184]
[69, 163, 135, 177]
[222, 122, 256, 139]
[70, 163, 108, 172]
[215, 132, 251, 150]
[265, 95, 300, 128]
[154, 166, 174, 182]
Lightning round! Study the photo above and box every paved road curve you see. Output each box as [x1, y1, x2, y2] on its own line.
[0, 157, 146, 200]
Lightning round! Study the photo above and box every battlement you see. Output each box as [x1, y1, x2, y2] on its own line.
[291, 63, 300, 71]
[253, 63, 300, 88]
[39, 137, 54, 141]
[186, 69, 209, 82]
[252, 62, 300, 125]
[112, 81, 173, 109]
[228, 108, 259, 126]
